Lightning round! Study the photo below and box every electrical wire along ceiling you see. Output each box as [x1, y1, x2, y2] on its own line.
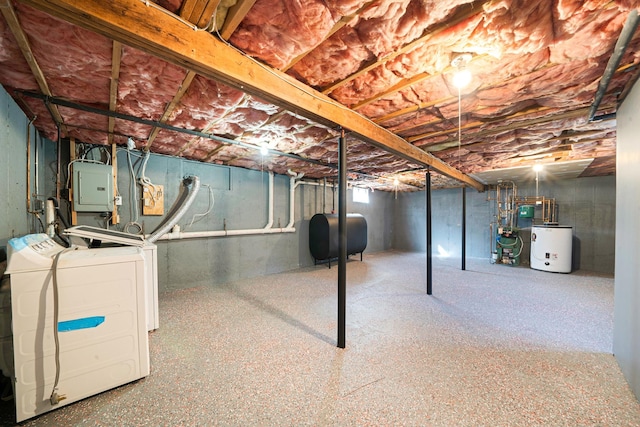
[1, 0, 639, 191]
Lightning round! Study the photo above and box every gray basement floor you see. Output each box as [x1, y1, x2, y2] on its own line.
[4, 251, 640, 426]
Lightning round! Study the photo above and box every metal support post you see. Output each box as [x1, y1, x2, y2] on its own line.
[462, 186, 466, 271]
[426, 171, 432, 295]
[337, 129, 347, 348]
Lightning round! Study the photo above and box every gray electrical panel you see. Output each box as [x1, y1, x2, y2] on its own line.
[72, 162, 114, 212]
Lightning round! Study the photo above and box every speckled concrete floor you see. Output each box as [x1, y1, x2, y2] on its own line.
[3, 251, 640, 426]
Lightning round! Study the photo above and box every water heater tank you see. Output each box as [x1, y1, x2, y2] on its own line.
[530, 225, 573, 273]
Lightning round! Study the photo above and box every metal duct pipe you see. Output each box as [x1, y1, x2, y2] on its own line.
[588, 9, 639, 121]
[147, 176, 201, 243]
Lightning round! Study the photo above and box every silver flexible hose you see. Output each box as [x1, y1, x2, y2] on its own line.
[147, 176, 200, 243]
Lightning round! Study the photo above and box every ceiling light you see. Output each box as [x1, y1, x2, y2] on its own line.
[393, 178, 399, 186]
[260, 143, 269, 156]
[451, 53, 472, 89]
[452, 69, 472, 89]
[533, 164, 543, 172]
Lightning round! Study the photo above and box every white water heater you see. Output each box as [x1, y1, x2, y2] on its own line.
[530, 225, 573, 273]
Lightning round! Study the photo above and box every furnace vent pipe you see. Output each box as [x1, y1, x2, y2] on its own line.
[589, 9, 639, 121]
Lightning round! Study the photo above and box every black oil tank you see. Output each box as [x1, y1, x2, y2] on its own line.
[309, 213, 367, 261]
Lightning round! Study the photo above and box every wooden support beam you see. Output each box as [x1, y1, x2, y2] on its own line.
[180, 0, 219, 29]
[1, 0, 66, 131]
[179, 0, 198, 22]
[69, 137, 77, 225]
[112, 142, 119, 224]
[108, 41, 122, 145]
[192, 0, 220, 29]
[219, 0, 256, 40]
[19, 0, 484, 191]
[145, 70, 197, 149]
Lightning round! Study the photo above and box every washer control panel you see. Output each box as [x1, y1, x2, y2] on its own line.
[6, 234, 66, 273]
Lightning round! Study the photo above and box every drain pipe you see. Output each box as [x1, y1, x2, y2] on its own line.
[323, 178, 326, 213]
[287, 169, 304, 229]
[588, 9, 639, 121]
[158, 171, 298, 240]
[265, 171, 274, 229]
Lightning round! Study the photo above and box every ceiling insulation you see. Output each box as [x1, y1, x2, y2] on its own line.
[1, 0, 639, 191]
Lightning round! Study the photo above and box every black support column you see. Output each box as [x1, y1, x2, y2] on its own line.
[426, 170, 432, 295]
[462, 186, 466, 271]
[337, 129, 347, 348]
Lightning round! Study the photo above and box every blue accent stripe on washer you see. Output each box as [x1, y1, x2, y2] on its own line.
[58, 316, 105, 332]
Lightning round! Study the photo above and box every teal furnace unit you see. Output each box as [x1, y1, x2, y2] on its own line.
[496, 227, 523, 266]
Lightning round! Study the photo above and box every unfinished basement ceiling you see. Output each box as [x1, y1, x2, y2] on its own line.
[1, 0, 639, 191]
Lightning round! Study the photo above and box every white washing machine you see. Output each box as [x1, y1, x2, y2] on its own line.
[530, 225, 573, 273]
[4, 234, 149, 422]
[63, 225, 159, 332]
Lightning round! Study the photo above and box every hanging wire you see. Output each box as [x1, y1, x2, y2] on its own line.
[458, 85, 462, 168]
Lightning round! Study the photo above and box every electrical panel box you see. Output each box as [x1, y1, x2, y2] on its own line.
[72, 162, 114, 212]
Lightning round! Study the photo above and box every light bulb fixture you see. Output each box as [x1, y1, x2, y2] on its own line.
[452, 69, 472, 89]
[393, 178, 400, 186]
[533, 164, 543, 198]
[451, 53, 472, 168]
[451, 53, 472, 89]
[260, 143, 269, 156]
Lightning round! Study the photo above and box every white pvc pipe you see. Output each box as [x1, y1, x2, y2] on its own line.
[297, 180, 337, 188]
[45, 199, 56, 237]
[286, 170, 304, 229]
[265, 171, 274, 229]
[156, 227, 295, 240]
[156, 170, 300, 241]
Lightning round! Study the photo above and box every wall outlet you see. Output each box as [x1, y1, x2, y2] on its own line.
[115, 195, 122, 206]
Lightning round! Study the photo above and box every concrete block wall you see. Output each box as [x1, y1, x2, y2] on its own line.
[0, 85, 46, 251]
[72, 149, 394, 291]
[0, 85, 394, 291]
[393, 175, 616, 275]
[614, 77, 640, 402]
